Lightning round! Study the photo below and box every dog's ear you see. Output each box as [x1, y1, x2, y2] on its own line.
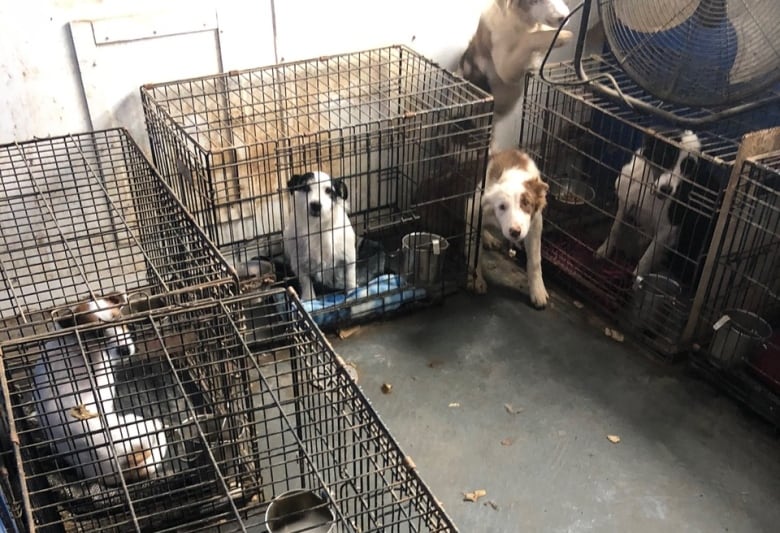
[53, 301, 98, 329]
[331, 179, 348, 201]
[104, 292, 127, 307]
[55, 312, 76, 329]
[287, 172, 313, 194]
[526, 177, 549, 213]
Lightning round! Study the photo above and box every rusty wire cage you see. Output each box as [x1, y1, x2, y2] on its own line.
[687, 153, 780, 427]
[0, 128, 239, 341]
[519, 55, 780, 358]
[0, 288, 457, 532]
[141, 45, 492, 328]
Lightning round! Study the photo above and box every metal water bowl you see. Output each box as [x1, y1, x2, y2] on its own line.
[549, 178, 596, 211]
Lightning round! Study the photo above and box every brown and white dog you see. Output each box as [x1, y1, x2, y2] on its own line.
[458, 0, 573, 121]
[33, 294, 168, 486]
[467, 149, 549, 307]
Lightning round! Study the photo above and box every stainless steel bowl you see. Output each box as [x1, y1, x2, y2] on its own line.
[549, 178, 596, 208]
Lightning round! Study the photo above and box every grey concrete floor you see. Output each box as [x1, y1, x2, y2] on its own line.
[329, 252, 780, 533]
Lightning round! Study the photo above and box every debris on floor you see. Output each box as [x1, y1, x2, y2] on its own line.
[381, 383, 393, 394]
[504, 403, 524, 415]
[607, 434, 621, 444]
[484, 500, 500, 511]
[337, 325, 361, 339]
[604, 327, 625, 342]
[404, 456, 417, 470]
[448, 402, 461, 408]
[500, 437, 514, 446]
[463, 489, 487, 503]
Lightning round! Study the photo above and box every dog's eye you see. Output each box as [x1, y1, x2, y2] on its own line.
[498, 203, 507, 211]
[325, 187, 332, 195]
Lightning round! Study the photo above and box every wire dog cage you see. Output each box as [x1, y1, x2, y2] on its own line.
[519, 55, 780, 359]
[0, 128, 239, 341]
[0, 288, 457, 532]
[141, 45, 492, 328]
[687, 153, 780, 427]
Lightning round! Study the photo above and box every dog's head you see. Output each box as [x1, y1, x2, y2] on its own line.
[54, 293, 135, 358]
[511, 0, 570, 27]
[483, 149, 548, 244]
[287, 171, 348, 220]
[648, 130, 701, 198]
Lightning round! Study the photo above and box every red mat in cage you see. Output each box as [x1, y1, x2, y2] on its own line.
[542, 232, 635, 312]
[748, 332, 780, 395]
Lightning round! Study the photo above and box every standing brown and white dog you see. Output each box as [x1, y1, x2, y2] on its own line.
[458, 0, 573, 121]
[33, 294, 168, 486]
[467, 149, 549, 308]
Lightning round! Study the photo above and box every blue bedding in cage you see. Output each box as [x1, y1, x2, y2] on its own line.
[301, 274, 427, 327]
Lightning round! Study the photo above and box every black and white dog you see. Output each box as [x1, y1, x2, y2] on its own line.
[283, 171, 357, 301]
[595, 130, 701, 286]
[33, 295, 168, 486]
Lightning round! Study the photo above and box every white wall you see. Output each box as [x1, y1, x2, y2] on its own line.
[0, 0, 596, 151]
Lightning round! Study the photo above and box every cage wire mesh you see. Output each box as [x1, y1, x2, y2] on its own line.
[687, 153, 780, 427]
[141, 45, 493, 328]
[519, 56, 780, 358]
[0, 128, 239, 342]
[0, 288, 457, 532]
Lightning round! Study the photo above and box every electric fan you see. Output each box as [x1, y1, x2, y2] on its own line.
[601, 0, 780, 107]
[554, 0, 780, 125]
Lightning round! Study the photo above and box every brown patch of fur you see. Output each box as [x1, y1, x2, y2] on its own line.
[488, 149, 532, 183]
[56, 296, 126, 328]
[524, 177, 549, 214]
[123, 445, 153, 482]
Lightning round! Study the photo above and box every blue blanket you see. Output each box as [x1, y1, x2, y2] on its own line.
[301, 275, 427, 327]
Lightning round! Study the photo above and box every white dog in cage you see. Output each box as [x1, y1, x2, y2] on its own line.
[595, 130, 701, 284]
[467, 149, 550, 308]
[283, 171, 357, 301]
[33, 295, 168, 486]
[458, 0, 574, 123]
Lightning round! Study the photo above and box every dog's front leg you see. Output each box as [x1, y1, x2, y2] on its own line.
[493, 29, 574, 84]
[633, 226, 677, 286]
[595, 205, 625, 259]
[298, 274, 316, 302]
[467, 231, 489, 294]
[524, 211, 548, 308]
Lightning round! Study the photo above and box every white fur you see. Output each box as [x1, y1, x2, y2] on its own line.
[33, 298, 167, 486]
[467, 152, 549, 307]
[283, 171, 357, 301]
[458, 0, 573, 128]
[595, 131, 701, 285]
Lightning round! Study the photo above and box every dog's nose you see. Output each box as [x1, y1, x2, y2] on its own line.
[309, 201, 321, 215]
[659, 184, 673, 195]
[118, 345, 133, 357]
[509, 227, 523, 239]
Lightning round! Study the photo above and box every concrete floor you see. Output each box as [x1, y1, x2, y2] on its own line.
[329, 252, 780, 533]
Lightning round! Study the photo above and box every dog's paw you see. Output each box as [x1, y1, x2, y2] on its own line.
[468, 274, 488, 294]
[482, 233, 503, 251]
[529, 283, 549, 309]
[555, 30, 574, 47]
[594, 243, 608, 260]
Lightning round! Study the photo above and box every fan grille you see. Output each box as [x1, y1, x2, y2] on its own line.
[600, 0, 780, 107]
